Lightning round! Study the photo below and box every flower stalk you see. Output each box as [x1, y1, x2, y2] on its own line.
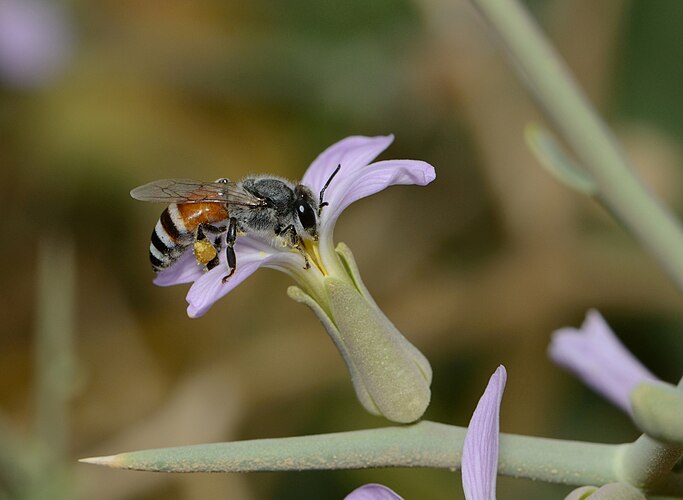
[619, 376, 683, 491]
[630, 379, 683, 446]
[81, 420, 634, 490]
[470, 0, 683, 293]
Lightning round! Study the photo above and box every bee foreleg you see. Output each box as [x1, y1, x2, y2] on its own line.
[277, 225, 310, 270]
[276, 224, 299, 247]
[222, 217, 238, 283]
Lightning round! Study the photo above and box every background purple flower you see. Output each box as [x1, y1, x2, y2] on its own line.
[0, 0, 72, 88]
[549, 310, 659, 414]
[344, 483, 403, 500]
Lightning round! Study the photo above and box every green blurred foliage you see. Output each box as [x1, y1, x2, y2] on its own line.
[614, 0, 683, 140]
[1, 0, 682, 499]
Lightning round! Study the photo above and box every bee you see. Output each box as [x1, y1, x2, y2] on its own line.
[130, 167, 340, 281]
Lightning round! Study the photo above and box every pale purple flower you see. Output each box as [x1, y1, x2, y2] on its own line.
[462, 365, 507, 500]
[154, 135, 436, 423]
[344, 483, 403, 500]
[549, 310, 659, 414]
[0, 0, 72, 87]
[155, 135, 436, 318]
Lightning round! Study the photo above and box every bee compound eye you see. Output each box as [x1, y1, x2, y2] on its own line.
[297, 201, 316, 231]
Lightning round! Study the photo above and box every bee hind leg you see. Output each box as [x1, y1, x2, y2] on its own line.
[222, 217, 238, 283]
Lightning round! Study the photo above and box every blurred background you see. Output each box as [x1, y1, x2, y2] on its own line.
[1, 0, 682, 498]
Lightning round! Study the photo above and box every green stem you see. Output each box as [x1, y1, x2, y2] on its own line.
[618, 435, 683, 491]
[499, 433, 619, 486]
[470, 0, 683, 292]
[84, 420, 683, 494]
[618, 377, 683, 490]
[32, 234, 78, 500]
[85, 421, 634, 490]
[35, 235, 76, 464]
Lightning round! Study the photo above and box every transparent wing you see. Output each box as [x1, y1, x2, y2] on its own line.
[130, 179, 264, 206]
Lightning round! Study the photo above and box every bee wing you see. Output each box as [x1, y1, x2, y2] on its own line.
[130, 179, 264, 206]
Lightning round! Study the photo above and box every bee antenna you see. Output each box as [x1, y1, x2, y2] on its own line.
[318, 164, 341, 215]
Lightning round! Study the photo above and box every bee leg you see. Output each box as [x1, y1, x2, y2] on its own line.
[278, 225, 310, 270]
[222, 217, 238, 283]
[276, 224, 296, 244]
[205, 255, 220, 270]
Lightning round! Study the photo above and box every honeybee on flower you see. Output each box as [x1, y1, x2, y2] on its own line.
[132, 135, 436, 423]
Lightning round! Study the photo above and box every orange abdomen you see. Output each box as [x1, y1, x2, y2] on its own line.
[177, 203, 230, 232]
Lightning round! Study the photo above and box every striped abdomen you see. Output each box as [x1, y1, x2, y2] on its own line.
[149, 203, 230, 272]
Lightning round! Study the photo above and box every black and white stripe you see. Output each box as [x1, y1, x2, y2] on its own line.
[149, 204, 190, 271]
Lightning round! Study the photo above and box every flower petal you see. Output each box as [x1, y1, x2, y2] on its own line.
[549, 310, 659, 414]
[462, 365, 507, 500]
[302, 135, 395, 194]
[186, 237, 302, 318]
[153, 249, 205, 287]
[344, 483, 404, 500]
[319, 159, 436, 242]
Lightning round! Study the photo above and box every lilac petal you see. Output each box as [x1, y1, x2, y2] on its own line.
[153, 250, 205, 287]
[549, 310, 659, 414]
[344, 483, 404, 500]
[186, 237, 303, 318]
[462, 365, 507, 500]
[302, 135, 394, 194]
[186, 256, 263, 318]
[319, 159, 436, 238]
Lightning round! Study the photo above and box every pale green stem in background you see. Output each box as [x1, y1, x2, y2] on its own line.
[470, 0, 683, 491]
[35, 235, 77, 461]
[525, 124, 596, 196]
[0, 413, 31, 492]
[0, 236, 78, 500]
[32, 234, 78, 499]
[79, 420, 683, 495]
[470, 0, 683, 292]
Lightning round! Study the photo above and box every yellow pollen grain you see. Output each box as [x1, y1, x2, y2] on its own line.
[193, 240, 217, 265]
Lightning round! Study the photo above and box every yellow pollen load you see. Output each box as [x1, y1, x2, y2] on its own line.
[193, 240, 218, 266]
